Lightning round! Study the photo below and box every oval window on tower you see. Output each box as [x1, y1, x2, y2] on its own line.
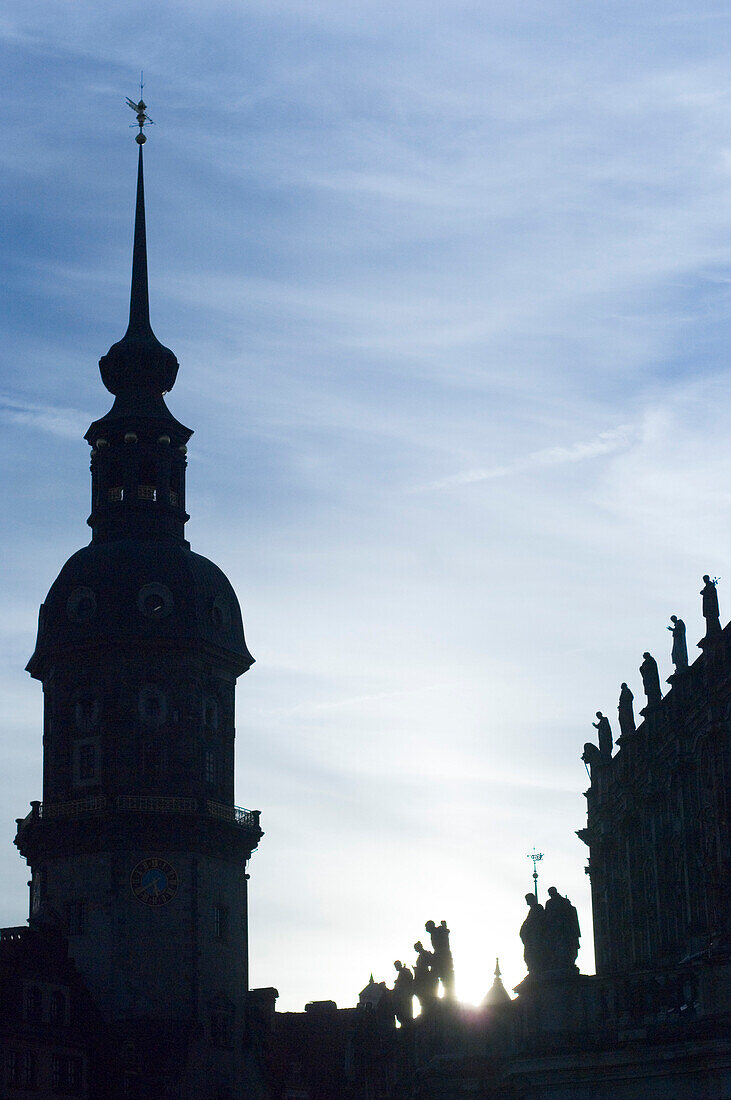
[211, 596, 231, 631]
[67, 587, 97, 623]
[137, 583, 174, 619]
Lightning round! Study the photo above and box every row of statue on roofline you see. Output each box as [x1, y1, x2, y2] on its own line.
[583, 576, 721, 771]
[390, 920, 455, 1024]
[382, 890, 581, 1023]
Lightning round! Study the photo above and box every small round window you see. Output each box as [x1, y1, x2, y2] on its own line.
[67, 587, 97, 623]
[137, 583, 174, 619]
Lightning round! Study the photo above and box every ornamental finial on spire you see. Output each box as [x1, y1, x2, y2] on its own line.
[126, 72, 154, 145]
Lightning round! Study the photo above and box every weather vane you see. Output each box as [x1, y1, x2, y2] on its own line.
[527, 849, 544, 900]
[126, 71, 154, 145]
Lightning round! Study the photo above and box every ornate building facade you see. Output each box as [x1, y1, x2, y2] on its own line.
[578, 601, 729, 1029]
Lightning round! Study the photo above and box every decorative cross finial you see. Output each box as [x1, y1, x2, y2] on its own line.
[126, 72, 154, 145]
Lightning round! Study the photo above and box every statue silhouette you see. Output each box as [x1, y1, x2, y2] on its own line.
[425, 919, 455, 999]
[544, 886, 580, 970]
[392, 960, 414, 1025]
[618, 682, 636, 738]
[412, 941, 438, 1011]
[668, 616, 688, 671]
[592, 712, 613, 758]
[582, 742, 602, 776]
[640, 652, 662, 708]
[701, 576, 721, 637]
[519, 893, 546, 975]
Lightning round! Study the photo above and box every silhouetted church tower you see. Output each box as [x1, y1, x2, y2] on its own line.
[14, 128, 263, 1099]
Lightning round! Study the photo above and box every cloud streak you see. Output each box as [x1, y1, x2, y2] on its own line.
[0, 395, 89, 440]
[416, 425, 636, 492]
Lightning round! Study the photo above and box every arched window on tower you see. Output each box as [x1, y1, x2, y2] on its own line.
[204, 748, 216, 787]
[50, 990, 68, 1025]
[204, 697, 219, 730]
[169, 467, 181, 507]
[107, 456, 124, 502]
[24, 985, 42, 1022]
[137, 457, 157, 501]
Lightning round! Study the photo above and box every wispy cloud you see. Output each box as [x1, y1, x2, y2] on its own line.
[0, 395, 88, 439]
[416, 425, 635, 492]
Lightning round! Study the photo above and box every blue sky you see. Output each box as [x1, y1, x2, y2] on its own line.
[2, 2, 731, 1009]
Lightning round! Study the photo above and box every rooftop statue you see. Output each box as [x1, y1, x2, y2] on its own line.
[544, 887, 580, 970]
[520, 889, 580, 976]
[618, 682, 636, 738]
[519, 893, 546, 975]
[668, 616, 688, 671]
[425, 919, 455, 1000]
[640, 652, 662, 708]
[581, 742, 602, 776]
[592, 712, 613, 759]
[412, 941, 438, 1012]
[701, 575, 721, 637]
[392, 961, 414, 1025]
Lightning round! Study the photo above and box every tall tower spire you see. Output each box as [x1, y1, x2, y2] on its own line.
[85, 116, 192, 544]
[98, 131, 179, 409]
[17, 97, 260, 1098]
[129, 141, 151, 336]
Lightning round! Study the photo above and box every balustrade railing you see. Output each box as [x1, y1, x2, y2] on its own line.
[17, 796, 259, 832]
[43, 796, 107, 819]
[117, 795, 197, 815]
[207, 801, 260, 829]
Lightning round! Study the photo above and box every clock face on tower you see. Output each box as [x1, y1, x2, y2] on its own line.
[130, 857, 179, 906]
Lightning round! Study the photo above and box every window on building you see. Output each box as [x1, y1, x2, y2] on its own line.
[205, 749, 216, 787]
[204, 698, 219, 729]
[24, 985, 42, 1022]
[68, 1057, 82, 1093]
[51, 1054, 82, 1094]
[213, 904, 228, 941]
[139, 686, 167, 727]
[50, 990, 68, 1025]
[6, 1050, 36, 1088]
[73, 738, 100, 786]
[123, 1073, 141, 1100]
[145, 695, 161, 720]
[30, 869, 46, 917]
[75, 694, 100, 730]
[137, 459, 157, 501]
[169, 469, 181, 508]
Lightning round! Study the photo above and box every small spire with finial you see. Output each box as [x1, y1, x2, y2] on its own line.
[97, 80, 179, 404]
[483, 956, 511, 1007]
[126, 71, 154, 145]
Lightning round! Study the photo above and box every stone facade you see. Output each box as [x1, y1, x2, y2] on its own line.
[579, 623, 729, 979]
